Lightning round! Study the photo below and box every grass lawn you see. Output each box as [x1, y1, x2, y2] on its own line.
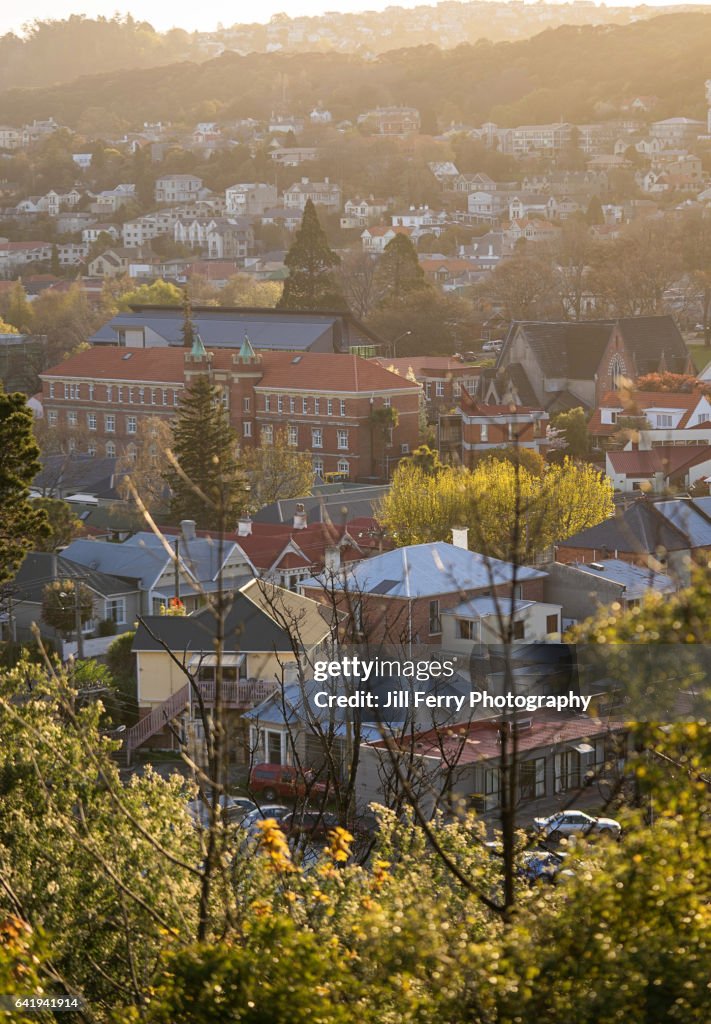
[686, 341, 711, 373]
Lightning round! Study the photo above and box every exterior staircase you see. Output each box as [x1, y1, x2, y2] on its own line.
[115, 679, 278, 767]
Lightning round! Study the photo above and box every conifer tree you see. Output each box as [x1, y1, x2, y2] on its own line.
[165, 376, 246, 530]
[0, 388, 49, 584]
[277, 200, 346, 311]
[375, 232, 429, 306]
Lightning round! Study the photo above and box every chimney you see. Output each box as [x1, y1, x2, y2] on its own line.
[237, 516, 252, 536]
[293, 503, 308, 530]
[181, 519, 196, 541]
[451, 526, 469, 550]
[324, 544, 341, 573]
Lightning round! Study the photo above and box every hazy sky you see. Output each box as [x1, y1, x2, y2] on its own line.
[0, 0, 702, 38]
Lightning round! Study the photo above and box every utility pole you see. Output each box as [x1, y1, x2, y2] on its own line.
[74, 583, 84, 660]
[174, 536, 180, 606]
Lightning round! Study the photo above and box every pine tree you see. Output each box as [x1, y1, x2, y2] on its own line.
[277, 200, 346, 311]
[165, 376, 247, 531]
[375, 233, 429, 306]
[0, 389, 49, 583]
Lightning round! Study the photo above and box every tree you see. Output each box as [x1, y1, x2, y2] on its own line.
[240, 429, 314, 509]
[369, 404, 399, 479]
[477, 244, 558, 320]
[376, 457, 613, 560]
[32, 497, 83, 551]
[116, 279, 184, 311]
[374, 233, 429, 306]
[41, 579, 94, 637]
[681, 208, 711, 346]
[116, 415, 172, 515]
[367, 289, 474, 357]
[336, 250, 379, 318]
[408, 444, 444, 475]
[277, 200, 345, 311]
[165, 375, 247, 531]
[585, 195, 604, 225]
[0, 318, 19, 335]
[0, 390, 48, 584]
[0, 282, 35, 333]
[550, 407, 591, 457]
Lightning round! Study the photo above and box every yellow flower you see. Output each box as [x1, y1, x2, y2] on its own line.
[325, 826, 353, 864]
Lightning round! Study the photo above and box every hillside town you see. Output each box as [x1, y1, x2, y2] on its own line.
[0, 5, 710, 1021]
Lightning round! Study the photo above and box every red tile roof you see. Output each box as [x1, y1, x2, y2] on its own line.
[378, 714, 623, 764]
[256, 352, 420, 393]
[607, 445, 711, 477]
[41, 346, 186, 382]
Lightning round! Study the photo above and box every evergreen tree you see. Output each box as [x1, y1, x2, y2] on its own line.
[375, 233, 429, 306]
[586, 195, 604, 225]
[277, 200, 345, 311]
[165, 375, 247, 531]
[0, 389, 49, 584]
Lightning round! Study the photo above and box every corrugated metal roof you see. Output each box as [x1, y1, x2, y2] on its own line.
[572, 559, 675, 599]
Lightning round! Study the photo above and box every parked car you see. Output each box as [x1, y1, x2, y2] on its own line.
[482, 340, 503, 353]
[519, 849, 573, 885]
[248, 763, 327, 802]
[187, 795, 256, 829]
[240, 805, 291, 835]
[533, 810, 621, 841]
[280, 809, 340, 839]
[462, 350, 478, 361]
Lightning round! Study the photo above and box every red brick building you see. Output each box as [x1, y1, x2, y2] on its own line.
[38, 343, 421, 481]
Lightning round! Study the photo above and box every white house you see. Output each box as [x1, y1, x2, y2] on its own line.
[154, 175, 203, 204]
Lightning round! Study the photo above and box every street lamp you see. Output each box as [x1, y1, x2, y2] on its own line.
[390, 330, 412, 359]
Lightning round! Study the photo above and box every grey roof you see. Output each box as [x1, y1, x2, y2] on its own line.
[556, 499, 690, 555]
[33, 455, 119, 498]
[301, 542, 546, 598]
[12, 551, 138, 603]
[446, 597, 535, 618]
[132, 592, 294, 654]
[89, 306, 381, 353]
[253, 485, 390, 525]
[61, 532, 241, 591]
[499, 316, 688, 381]
[654, 499, 711, 549]
[570, 559, 675, 599]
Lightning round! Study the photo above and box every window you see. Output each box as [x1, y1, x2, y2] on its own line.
[126, 443, 137, 462]
[289, 397, 295, 413]
[243, 396, 251, 413]
[151, 388, 157, 405]
[172, 390, 179, 406]
[453, 382, 462, 397]
[47, 410, 58, 426]
[162, 389, 169, 406]
[401, 443, 410, 454]
[480, 423, 488, 442]
[87, 413, 96, 430]
[277, 396, 283, 413]
[609, 354, 625, 390]
[327, 399, 333, 415]
[313, 457, 324, 476]
[266, 731, 283, 765]
[127, 387, 134, 404]
[67, 438, 76, 452]
[288, 425, 298, 446]
[87, 442, 97, 456]
[311, 428, 323, 448]
[107, 385, 113, 402]
[49, 382, 55, 398]
[302, 398, 308, 414]
[105, 415, 115, 432]
[262, 424, 273, 445]
[337, 429, 349, 450]
[513, 620, 525, 640]
[546, 613, 559, 634]
[337, 459, 349, 475]
[314, 397, 320, 414]
[383, 396, 391, 407]
[243, 421, 252, 437]
[265, 395, 272, 412]
[425, 383, 432, 399]
[117, 386, 123, 403]
[435, 381, 445, 397]
[68, 411, 78, 427]
[340, 399, 346, 417]
[656, 414, 672, 428]
[699, 413, 709, 423]
[429, 600, 441, 635]
[519, 757, 546, 801]
[106, 441, 116, 457]
[127, 416, 137, 434]
[138, 387, 145, 404]
[457, 619, 478, 640]
[88, 383, 95, 401]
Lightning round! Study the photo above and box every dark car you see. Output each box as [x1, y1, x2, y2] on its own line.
[280, 810, 340, 839]
[248, 763, 327, 802]
[519, 850, 572, 885]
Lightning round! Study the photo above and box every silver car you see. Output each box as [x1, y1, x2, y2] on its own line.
[533, 810, 621, 841]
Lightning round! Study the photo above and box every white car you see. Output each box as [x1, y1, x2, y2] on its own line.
[533, 810, 621, 841]
[482, 340, 503, 353]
